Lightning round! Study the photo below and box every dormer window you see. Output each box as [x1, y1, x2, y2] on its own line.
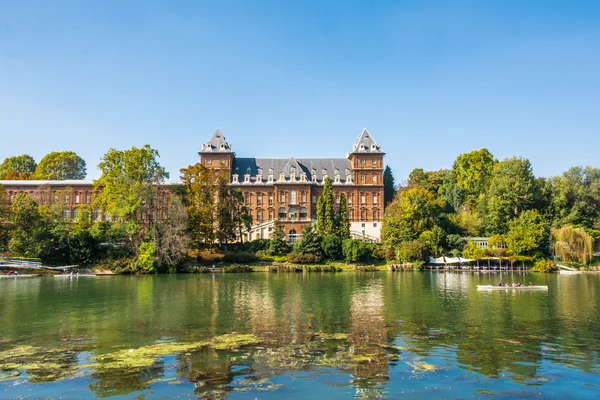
[371, 144, 377, 150]
[334, 175, 340, 183]
[291, 166, 296, 174]
[258, 167, 263, 175]
[312, 175, 317, 183]
[269, 167, 274, 175]
[246, 167, 251, 175]
[279, 172, 286, 182]
[322, 169, 327, 177]
[268, 174, 274, 183]
[244, 174, 250, 183]
[300, 173, 306, 182]
[232, 174, 239, 183]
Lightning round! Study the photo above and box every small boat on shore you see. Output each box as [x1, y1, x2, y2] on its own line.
[477, 285, 548, 290]
[0, 274, 38, 278]
[54, 274, 97, 278]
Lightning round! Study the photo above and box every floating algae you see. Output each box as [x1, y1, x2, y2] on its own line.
[0, 345, 82, 382]
[315, 332, 349, 341]
[407, 359, 437, 373]
[90, 333, 261, 372]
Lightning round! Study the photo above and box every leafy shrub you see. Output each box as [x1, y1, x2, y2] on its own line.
[256, 250, 275, 262]
[287, 252, 322, 264]
[321, 235, 342, 260]
[412, 260, 424, 270]
[134, 242, 156, 273]
[222, 252, 258, 264]
[223, 264, 254, 273]
[342, 239, 370, 263]
[531, 259, 556, 273]
[304, 265, 341, 272]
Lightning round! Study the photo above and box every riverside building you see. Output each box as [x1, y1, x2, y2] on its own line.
[0, 128, 385, 242]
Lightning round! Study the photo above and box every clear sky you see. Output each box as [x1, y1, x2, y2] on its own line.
[1, 0, 599, 183]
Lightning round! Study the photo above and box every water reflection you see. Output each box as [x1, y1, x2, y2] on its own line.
[1, 272, 600, 398]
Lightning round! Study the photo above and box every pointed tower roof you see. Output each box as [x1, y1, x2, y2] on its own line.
[281, 156, 303, 175]
[200, 128, 232, 153]
[350, 128, 384, 154]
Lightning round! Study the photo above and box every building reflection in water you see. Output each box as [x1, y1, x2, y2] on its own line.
[349, 279, 389, 397]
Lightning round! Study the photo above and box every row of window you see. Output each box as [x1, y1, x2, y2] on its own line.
[253, 208, 380, 222]
[359, 158, 379, 165]
[243, 191, 379, 205]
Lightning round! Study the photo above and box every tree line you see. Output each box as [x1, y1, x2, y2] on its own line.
[0, 152, 87, 180]
[382, 148, 598, 266]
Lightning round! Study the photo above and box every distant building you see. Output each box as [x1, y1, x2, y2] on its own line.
[199, 128, 385, 242]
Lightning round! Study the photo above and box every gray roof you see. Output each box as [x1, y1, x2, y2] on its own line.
[232, 157, 352, 184]
[350, 128, 384, 154]
[0, 180, 94, 186]
[200, 128, 232, 153]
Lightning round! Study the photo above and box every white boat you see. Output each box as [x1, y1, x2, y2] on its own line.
[54, 274, 97, 278]
[559, 270, 581, 274]
[0, 274, 36, 278]
[477, 285, 548, 290]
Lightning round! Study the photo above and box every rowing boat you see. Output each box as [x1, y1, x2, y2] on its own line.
[477, 285, 548, 290]
[0, 274, 37, 278]
[54, 274, 97, 278]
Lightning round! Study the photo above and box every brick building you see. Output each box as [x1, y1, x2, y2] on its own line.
[199, 128, 385, 242]
[1, 128, 385, 242]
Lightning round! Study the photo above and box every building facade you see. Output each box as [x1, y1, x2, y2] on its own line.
[1, 128, 385, 242]
[199, 128, 385, 242]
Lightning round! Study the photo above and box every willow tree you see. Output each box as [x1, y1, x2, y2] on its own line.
[551, 225, 593, 265]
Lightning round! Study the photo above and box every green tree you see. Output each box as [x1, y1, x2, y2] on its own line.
[215, 169, 235, 246]
[231, 189, 252, 243]
[7, 193, 50, 257]
[134, 241, 156, 273]
[294, 224, 323, 258]
[342, 239, 370, 263]
[452, 148, 495, 204]
[408, 168, 447, 196]
[383, 165, 396, 207]
[505, 210, 549, 257]
[551, 225, 594, 265]
[0, 154, 37, 179]
[180, 163, 215, 247]
[268, 221, 290, 256]
[321, 234, 342, 260]
[381, 187, 444, 253]
[549, 166, 600, 230]
[419, 225, 446, 258]
[35, 151, 86, 180]
[482, 157, 539, 235]
[94, 145, 168, 256]
[316, 177, 336, 235]
[337, 193, 350, 239]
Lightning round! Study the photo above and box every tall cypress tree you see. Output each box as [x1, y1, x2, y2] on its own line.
[322, 177, 336, 234]
[316, 196, 326, 235]
[384, 165, 396, 208]
[337, 193, 350, 239]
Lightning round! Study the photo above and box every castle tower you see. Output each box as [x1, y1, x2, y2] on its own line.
[347, 128, 385, 240]
[199, 128, 235, 176]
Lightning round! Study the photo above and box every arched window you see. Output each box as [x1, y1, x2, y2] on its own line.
[299, 207, 307, 219]
[288, 207, 297, 220]
[289, 229, 297, 243]
[278, 207, 286, 219]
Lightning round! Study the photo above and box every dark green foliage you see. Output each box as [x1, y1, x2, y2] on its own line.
[342, 239, 371, 263]
[337, 194, 350, 239]
[268, 222, 290, 256]
[223, 264, 254, 273]
[215, 170, 235, 245]
[222, 252, 258, 264]
[35, 151, 86, 180]
[0, 154, 37, 179]
[316, 177, 336, 235]
[396, 239, 428, 262]
[294, 225, 323, 257]
[287, 252, 322, 264]
[383, 165, 396, 207]
[321, 234, 342, 260]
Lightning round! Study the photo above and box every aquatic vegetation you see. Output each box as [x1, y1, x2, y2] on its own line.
[407, 359, 437, 373]
[91, 333, 261, 371]
[315, 332, 349, 341]
[0, 345, 81, 382]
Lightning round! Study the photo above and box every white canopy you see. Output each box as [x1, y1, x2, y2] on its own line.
[428, 256, 475, 264]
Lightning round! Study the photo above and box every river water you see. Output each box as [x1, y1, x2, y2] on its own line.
[0, 272, 599, 399]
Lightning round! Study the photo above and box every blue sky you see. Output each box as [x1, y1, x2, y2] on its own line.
[0, 0, 599, 182]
